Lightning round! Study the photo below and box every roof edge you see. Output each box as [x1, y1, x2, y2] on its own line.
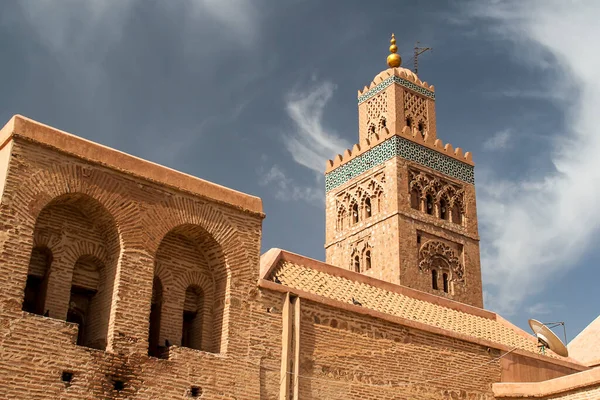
[258, 278, 587, 372]
[493, 366, 600, 398]
[0, 115, 264, 217]
[261, 248, 496, 320]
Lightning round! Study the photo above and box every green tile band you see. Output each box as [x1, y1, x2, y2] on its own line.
[358, 75, 435, 104]
[325, 136, 474, 192]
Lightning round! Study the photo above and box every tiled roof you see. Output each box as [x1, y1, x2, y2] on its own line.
[270, 259, 557, 359]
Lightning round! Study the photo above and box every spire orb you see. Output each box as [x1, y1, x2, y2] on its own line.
[386, 33, 402, 68]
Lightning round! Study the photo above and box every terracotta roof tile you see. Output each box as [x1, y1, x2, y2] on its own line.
[273, 260, 559, 358]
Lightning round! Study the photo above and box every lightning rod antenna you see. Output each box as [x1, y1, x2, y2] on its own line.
[414, 41, 432, 75]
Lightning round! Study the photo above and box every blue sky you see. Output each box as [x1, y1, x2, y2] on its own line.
[1, 0, 598, 342]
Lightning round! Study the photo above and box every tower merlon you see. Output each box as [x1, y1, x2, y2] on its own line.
[325, 127, 473, 175]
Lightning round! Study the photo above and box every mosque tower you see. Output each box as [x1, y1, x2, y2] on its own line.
[324, 34, 482, 307]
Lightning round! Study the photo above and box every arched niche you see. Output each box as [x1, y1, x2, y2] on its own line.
[27, 193, 121, 351]
[153, 224, 228, 354]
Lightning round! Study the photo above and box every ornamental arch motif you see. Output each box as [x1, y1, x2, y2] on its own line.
[418, 240, 464, 282]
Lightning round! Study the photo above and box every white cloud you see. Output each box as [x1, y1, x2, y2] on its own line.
[483, 129, 512, 151]
[258, 165, 323, 206]
[470, 0, 600, 314]
[284, 82, 351, 173]
[526, 302, 564, 317]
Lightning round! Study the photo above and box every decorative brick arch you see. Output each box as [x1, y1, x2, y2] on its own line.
[16, 163, 140, 247]
[418, 241, 464, 282]
[144, 197, 252, 354]
[142, 197, 250, 275]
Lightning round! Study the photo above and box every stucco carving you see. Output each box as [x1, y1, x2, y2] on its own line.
[418, 240, 464, 282]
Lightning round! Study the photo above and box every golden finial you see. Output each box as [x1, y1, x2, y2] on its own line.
[387, 33, 402, 68]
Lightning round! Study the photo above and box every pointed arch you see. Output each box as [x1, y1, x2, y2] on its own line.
[336, 204, 347, 231]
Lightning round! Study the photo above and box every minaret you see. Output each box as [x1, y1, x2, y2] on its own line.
[324, 34, 482, 307]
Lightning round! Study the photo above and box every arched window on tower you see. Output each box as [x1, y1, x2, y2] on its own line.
[406, 117, 412, 128]
[368, 124, 376, 139]
[442, 273, 449, 293]
[376, 191, 384, 213]
[337, 207, 347, 231]
[182, 285, 204, 351]
[431, 269, 439, 290]
[352, 203, 359, 224]
[365, 197, 372, 218]
[418, 122, 425, 137]
[23, 247, 52, 315]
[439, 199, 448, 220]
[364, 250, 372, 271]
[452, 202, 462, 225]
[148, 277, 163, 357]
[410, 188, 420, 210]
[425, 194, 434, 215]
[353, 255, 360, 273]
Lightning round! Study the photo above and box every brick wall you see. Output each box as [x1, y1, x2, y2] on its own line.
[0, 137, 284, 398]
[297, 300, 499, 399]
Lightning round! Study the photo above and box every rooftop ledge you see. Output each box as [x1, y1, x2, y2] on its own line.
[0, 115, 264, 217]
[493, 367, 600, 398]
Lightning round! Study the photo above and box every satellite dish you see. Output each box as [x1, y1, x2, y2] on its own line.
[528, 319, 569, 357]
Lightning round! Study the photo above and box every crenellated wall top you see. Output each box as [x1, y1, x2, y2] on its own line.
[324, 127, 474, 192]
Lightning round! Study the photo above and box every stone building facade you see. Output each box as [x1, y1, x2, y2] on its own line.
[0, 37, 597, 399]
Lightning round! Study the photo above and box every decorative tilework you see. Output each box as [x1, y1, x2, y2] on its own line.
[358, 76, 435, 104]
[325, 136, 474, 192]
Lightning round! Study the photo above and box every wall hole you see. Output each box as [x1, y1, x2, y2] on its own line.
[113, 379, 125, 391]
[61, 371, 73, 386]
[191, 386, 202, 397]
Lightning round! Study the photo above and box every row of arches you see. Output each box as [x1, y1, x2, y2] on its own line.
[409, 170, 465, 226]
[410, 189, 463, 224]
[21, 192, 229, 357]
[336, 179, 385, 232]
[351, 247, 372, 274]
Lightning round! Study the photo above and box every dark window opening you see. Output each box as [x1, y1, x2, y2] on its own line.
[352, 203, 359, 224]
[443, 273, 449, 293]
[365, 198, 372, 218]
[191, 386, 203, 397]
[439, 199, 448, 220]
[23, 275, 44, 315]
[182, 311, 198, 348]
[417, 234, 421, 244]
[365, 251, 371, 270]
[418, 122, 425, 136]
[410, 189, 420, 210]
[181, 286, 204, 351]
[432, 270, 438, 290]
[67, 287, 97, 348]
[377, 192, 383, 213]
[406, 117, 412, 127]
[381, 118, 386, 128]
[426, 195, 434, 215]
[354, 255, 360, 273]
[23, 247, 52, 315]
[148, 277, 163, 357]
[369, 125, 375, 135]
